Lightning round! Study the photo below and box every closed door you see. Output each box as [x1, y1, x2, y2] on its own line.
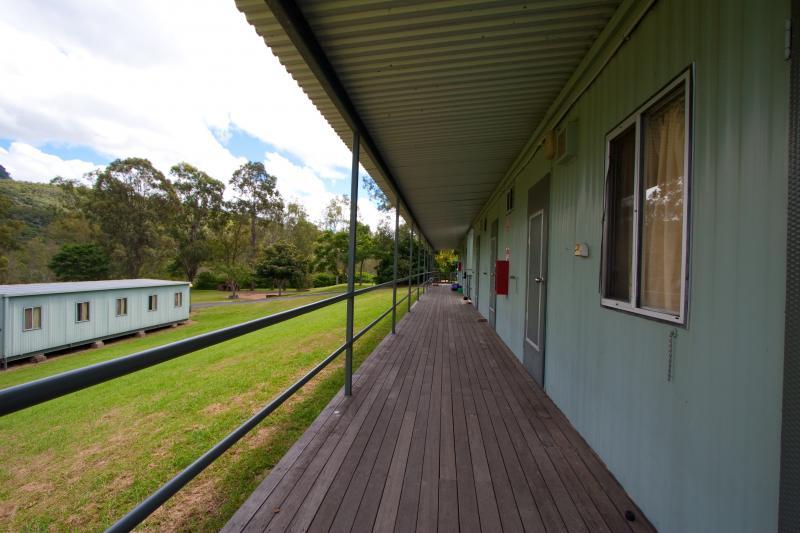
[489, 219, 498, 329]
[524, 176, 549, 386]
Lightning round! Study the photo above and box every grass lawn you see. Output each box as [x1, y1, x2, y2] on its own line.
[0, 287, 412, 531]
[189, 283, 374, 304]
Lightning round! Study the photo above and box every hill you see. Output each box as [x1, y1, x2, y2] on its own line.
[0, 180, 67, 240]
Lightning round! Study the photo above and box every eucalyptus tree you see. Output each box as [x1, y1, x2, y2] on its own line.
[169, 162, 225, 282]
[86, 158, 176, 278]
[230, 161, 284, 265]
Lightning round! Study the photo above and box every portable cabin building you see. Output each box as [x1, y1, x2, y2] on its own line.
[0, 279, 190, 364]
[234, 0, 798, 531]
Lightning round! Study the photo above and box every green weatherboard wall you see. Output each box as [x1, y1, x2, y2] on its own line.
[465, 0, 789, 531]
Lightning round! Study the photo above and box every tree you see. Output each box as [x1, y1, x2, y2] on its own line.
[48, 244, 110, 281]
[435, 249, 458, 274]
[0, 191, 21, 282]
[169, 162, 225, 282]
[313, 229, 348, 284]
[230, 162, 283, 265]
[255, 241, 307, 296]
[355, 222, 374, 285]
[362, 175, 391, 211]
[322, 195, 349, 231]
[85, 158, 176, 278]
[282, 202, 320, 260]
[210, 207, 250, 298]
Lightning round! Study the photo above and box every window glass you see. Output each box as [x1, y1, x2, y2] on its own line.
[24, 307, 42, 330]
[148, 295, 158, 311]
[604, 125, 636, 302]
[116, 298, 128, 316]
[77, 302, 90, 322]
[600, 72, 690, 323]
[174, 292, 182, 307]
[640, 89, 686, 314]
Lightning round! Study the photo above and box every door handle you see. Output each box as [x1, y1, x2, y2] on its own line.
[534, 277, 545, 284]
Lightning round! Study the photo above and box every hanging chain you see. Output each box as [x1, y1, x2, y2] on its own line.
[667, 329, 678, 382]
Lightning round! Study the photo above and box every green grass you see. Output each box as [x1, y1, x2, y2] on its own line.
[0, 287, 411, 531]
[190, 283, 374, 304]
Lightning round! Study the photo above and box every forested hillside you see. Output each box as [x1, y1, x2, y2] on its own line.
[0, 157, 435, 288]
[0, 179, 90, 283]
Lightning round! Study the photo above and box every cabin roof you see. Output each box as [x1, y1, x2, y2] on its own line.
[0, 279, 189, 298]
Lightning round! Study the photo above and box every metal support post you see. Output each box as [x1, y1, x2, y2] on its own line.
[391, 199, 400, 334]
[408, 224, 414, 312]
[417, 236, 421, 301]
[344, 131, 359, 397]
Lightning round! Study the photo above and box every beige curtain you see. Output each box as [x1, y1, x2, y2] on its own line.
[641, 92, 685, 314]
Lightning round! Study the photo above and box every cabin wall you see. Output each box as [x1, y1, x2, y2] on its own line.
[0, 297, 5, 359]
[465, 0, 789, 531]
[4, 285, 189, 359]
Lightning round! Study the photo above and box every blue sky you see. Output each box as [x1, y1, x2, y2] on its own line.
[0, 0, 385, 227]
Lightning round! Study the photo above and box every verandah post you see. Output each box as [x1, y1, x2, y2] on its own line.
[408, 224, 414, 312]
[391, 199, 400, 334]
[416, 234, 421, 301]
[344, 131, 359, 397]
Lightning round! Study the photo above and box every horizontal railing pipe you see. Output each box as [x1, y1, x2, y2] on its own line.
[0, 279, 411, 417]
[106, 339, 349, 532]
[2, 275, 435, 532]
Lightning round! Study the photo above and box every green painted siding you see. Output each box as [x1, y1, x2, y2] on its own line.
[465, 0, 789, 531]
[2, 285, 189, 360]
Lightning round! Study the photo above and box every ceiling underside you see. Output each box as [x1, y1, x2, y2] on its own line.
[236, 0, 621, 249]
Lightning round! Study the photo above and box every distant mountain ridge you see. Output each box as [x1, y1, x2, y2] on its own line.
[0, 164, 12, 180]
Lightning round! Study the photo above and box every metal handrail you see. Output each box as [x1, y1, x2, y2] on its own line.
[0, 271, 436, 532]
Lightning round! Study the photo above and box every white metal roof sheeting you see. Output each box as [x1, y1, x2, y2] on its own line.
[0, 279, 189, 298]
[236, 0, 621, 248]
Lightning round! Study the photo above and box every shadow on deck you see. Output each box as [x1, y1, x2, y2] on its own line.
[223, 286, 654, 532]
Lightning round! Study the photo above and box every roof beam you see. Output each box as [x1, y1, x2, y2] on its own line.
[264, 0, 434, 249]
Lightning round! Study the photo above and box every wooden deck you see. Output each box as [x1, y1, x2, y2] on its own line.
[223, 286, 654, 533]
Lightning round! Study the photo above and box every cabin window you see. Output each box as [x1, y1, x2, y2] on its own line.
[76, 302, 90, 322]
[601, 71, 691, 324]
[174, 292, 183, 308]
[24, 307, 42, 331]
[148, 295, 158, 312]
[116, 298, 128, 316]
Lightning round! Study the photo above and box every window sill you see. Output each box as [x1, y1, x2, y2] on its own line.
[600, 298, 685, 326]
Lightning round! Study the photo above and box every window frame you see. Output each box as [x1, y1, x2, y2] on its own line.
[148, 294, 158, 312]
[600, 69, 692, 325]
[174, 291, 183, 308]
[23, 306, 42, 332]
[116, 297, 128, 317]
[76, 301, 91, 323]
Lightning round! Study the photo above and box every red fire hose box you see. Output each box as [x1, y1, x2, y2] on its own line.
[495, 260, 509, 295]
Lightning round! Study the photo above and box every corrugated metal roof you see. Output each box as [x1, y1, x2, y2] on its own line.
[0, 279, 189, 298]
[236, 0, 621, 248]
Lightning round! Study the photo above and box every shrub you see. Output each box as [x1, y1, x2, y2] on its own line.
[353, 272, 375, 284]
[194, 271, 223, 290]
[313, 272, 337, 288]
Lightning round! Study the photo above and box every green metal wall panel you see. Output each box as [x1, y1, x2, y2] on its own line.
[465, 0, 789, 531]
[2, 285, 190, 360]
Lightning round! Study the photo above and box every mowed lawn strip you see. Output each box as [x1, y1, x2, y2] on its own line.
[189, 283, 372, 304]
[0, 287, 413, 532]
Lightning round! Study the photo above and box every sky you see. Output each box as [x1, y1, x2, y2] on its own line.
[0, 0, 386, 229]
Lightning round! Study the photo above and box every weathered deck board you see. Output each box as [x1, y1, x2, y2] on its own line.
[223, 286, 655, 532]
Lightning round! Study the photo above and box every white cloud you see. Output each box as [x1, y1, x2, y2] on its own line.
[0, 0, 362, 220]
[0, 142, 99, 183]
